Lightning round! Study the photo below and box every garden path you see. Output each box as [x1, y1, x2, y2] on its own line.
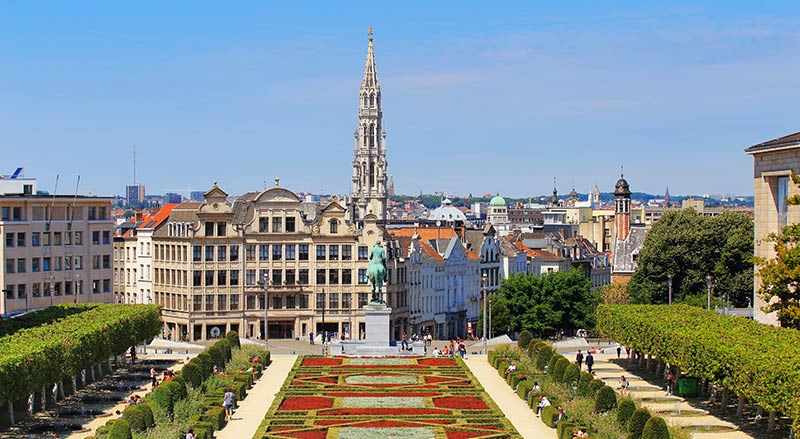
[464, 356, 557, 439]
[215, 355, 297, 439]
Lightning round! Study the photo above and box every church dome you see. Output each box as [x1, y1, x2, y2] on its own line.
[614, 177, 631, 196]
[489, 194, 506, 207]
[427, 198, 467, 222]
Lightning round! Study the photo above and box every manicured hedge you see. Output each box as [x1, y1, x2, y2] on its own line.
[597, 304, 800, 424]
[628, 408, 652, 439]
[562, 363, 580, 384]
[0, 304, 161, 404]
[642, 416, 670, 439]
[594, 385, 617, 412]
[617, 397, 636, 426]
[226, 330, 240, 348]
[518, 330, 532, 350]
[586, 378, 605, 397]
[577, 372, 593, 396]
[541, 404, 559, 428]
[122, 402, 154, 432]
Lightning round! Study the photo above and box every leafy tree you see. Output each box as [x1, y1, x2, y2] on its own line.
[754, 221, 800, 329]
[598, 283, 631, 305]
[489, 269, 597, 337]
[627, 209, 753, 307]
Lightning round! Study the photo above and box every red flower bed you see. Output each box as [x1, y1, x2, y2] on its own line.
[418, 357, 457, 366]
[446, 431, 496, 439]
[327, 391, 440, 397]
[279, 396, 333, 411]
[320, 407, 452, 416]
[433, 396, 489, 410]
[302, 357, 342, 366]
[271, 430, 328, 439]
[425, 376, 467, 384]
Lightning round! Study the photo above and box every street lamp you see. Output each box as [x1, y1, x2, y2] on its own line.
[482, 272, 488, 355]
[47, 275, 54, 307]
[667, 274, 673, 305]
[75, 274, 81, 304]
[706, 275, 713, 310]
[320, 288, 326, 355]
[257, 275, 270, 348]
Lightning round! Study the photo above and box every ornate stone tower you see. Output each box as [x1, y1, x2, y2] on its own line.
[614, 174, 631, 241]
[351, 27, 388, 222]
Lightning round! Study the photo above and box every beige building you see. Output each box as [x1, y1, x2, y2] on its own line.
[2, 194, 115, 316]
[745, 131, 800, 326]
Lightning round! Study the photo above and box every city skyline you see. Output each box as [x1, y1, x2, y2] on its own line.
[2, 2, 799, 197]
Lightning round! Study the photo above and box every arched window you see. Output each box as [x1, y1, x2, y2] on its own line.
[370, 94, 375, 107]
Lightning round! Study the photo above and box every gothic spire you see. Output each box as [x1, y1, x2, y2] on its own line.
[362, 26, 379, 89]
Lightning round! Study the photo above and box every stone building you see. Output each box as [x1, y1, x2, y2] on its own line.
[611, 175, 647, 284]
[745, 131, 800, 326]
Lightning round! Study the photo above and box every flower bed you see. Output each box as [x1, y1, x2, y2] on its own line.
[254, 356, 521, 439]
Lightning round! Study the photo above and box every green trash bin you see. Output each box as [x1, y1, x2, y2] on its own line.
[677, 377, 699, 397]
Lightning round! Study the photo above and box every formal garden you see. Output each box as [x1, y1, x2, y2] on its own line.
[253, 355, 521, 439]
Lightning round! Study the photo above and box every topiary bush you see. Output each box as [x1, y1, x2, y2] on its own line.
[537, 345, 554, 371]
[528, 340, 543, 359]
[541, 405, 559, 428]
[547, 353, 560, 375]
[196, 352, 214, 379]
[498, 361, 510, 378]
[165, 378, 187, 402]
[577, 372, 593, 396]
[641, 416, 670, 439]
[594, 385, 617, 413]
[617, 397, 636, 427]
[148, 385, 173, 416]
[225, 330, 240, 348]
[563, 363, 580, 385]
[518, 330, 532, 350]
[487, 350, 497, 365]
[106, 418, 133, 439]
[205, 406, 227, 430]
[628, 408, 652, 439]
[122, 402, 154, 432]
[587, 378, 605, 397]
[517, 380, 533, 400]
[553, 357, 570, 383]
[181, 362, 202, 388]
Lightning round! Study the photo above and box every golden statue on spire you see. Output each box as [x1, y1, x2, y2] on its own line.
[368, 26, 373, 41]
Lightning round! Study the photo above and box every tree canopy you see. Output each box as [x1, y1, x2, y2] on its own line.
[626, 209, 753, 307]
[484, 269, 597, 337]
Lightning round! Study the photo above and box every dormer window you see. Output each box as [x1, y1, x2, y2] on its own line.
[330, 219, 339, 234]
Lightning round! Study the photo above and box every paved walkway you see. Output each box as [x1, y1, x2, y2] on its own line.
[464, 356, 557, 439]
[215, 356, 297, 439]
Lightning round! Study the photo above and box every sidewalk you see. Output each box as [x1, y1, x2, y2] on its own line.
[464, 356, 557, 439]
[215, 356, 297, 439]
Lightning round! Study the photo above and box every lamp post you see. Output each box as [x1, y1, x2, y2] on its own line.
[257, 275, 269, 348]
[74, 274, 81, 304]
[706, 275, 713, 310]
[667, 274, 673, 305]
[481, 272, 488, 355]
[47, 275, 54, 307]
[320, 288, 326, 355]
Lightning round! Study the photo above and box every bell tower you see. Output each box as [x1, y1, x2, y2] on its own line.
[351, 27, 388, 222]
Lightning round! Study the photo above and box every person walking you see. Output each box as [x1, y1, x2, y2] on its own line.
[665, 370, 676, 395]
[222, 387, 235, 420]
[401, 332, 409, 351]
[585, 351, 594, 374]
[309, 332, 314, 345]
[150, 367, 157, 389]
[575, 350, 584, 370]
[618, 375, 629, 395]
[616, 344, 622, 359]
[185, 428, 195, 439]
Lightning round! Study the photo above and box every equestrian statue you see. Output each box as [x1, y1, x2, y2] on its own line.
[367, 241, 387, 305]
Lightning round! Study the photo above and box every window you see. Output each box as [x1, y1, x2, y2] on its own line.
[272, 295, 282, 309]
[65, 231, 72, 245]
[32, 232, 40, 247]
[286, 294, 296, 309]
[285, 244, 295, 260]
[91, 231, 100, 245]
[44, 281, 51, 296]
[32, 283, 41, 297]
[259, 269, 269, 284]
[92, 255, 100, 269]
[316, 245, 326, 261]
[74, 256, 83, 270]
[246, 269, 256, 285]
[342, 245, 352, 261]
[299, 244, 309, 260]
[217, 270, 227, 285]
[54, 257, 62, 271]
[329, 219, 338, 234]
[74, 232, 82, 245]
[0, 207, 7, 221]
[43, 257, 51, 272]
[193, 270, 202, 286]
[17, 284, 26, 299]
[316, 293, 325, 309]
[32, 257, 40, 272]
[259, 245, 269, 261]
[103, 279, 110, 293]
[5, 258, 14, 273]
[230, 294, 239, 310]
[272, 217, 282, 233]
[65, 257, 72, 271]
[16, 232, 26, 247]
[205, 270, 215, 286]
[246, 245, 256, 261]
[193, 245, 202, 261]
[329, 292, 338, 310]
[218, 246, 227, 261]
[230, 245, 239, 261]
[53, 232, 61, 246]
[778, 176, 790, 227]
[342, 292, 351, 310]
[358, 268, 368, 284]
[193, 295, 202, 311]
[358, 246, 369, 260]
[358, 293, 368, 307]
[285, 269, 296, 285]
[329, 245, 339, 260]
[316, 269, 326, 284]
[43, 232, 51, 246]
[230, 270, 239, 286]
[259, 217, 268, 233]
[205, 245, 214, 261]
[272, 244, 282, 260]
[298, 269, 309, 285]
[342, 269, 352, 284]
[204, 222, 213, 237]
[102, 255, 110, 269]
[299, 294, 309, 309]
[4, 285, 12, 300]
[5, 233, 14, 248]
[206, 295, 214, 311]
[102, 231, 110, 245]
[272, 269, 282, 285]
[329, 269, 339, 284]
[286, 217, 295, 233]
[65, 281, 73, 295]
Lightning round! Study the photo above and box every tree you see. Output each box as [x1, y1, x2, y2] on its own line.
[627, 209, 753, 307]
[489, 269, 597, 337]
[755, 222, 800, 329]
[598, 283, 631, 305]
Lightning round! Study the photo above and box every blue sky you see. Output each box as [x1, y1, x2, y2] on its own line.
[2, 2, 799, 198]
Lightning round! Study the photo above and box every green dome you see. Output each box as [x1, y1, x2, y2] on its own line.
[489, 194, 506, 206]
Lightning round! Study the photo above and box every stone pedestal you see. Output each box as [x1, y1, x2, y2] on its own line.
[351, 304, 399, 356]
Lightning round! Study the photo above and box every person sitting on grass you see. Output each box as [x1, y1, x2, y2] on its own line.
[536, 395, 551, 418]
[504, 361, 517, 376]
[432, 346, 442, 356]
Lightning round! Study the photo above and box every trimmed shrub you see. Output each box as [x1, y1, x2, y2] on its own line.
[518, 330, 532, 350]
[628, 408, 652, 439]
[553, 357, 570, 383]
[225, 330, 240, 348]
[181, 362, 202, 388]
[594, 385, 617, 413]
[563, 363, 580, 385]
[642, 416, 670, 439]
[205, 406, 227, 430]
[587, 379, 605, 397]
[527, 340, 542, 358]
[517, 380, 533, 399]
[122, 402, 154, 432]
[537, 345, 554, 371]
[487, 350, 497, 365]
[231, 380, 248, 400]
[547, 354, 560, 375]
[617, 397, 636, 427]
[498, 361, 509, 378]
[262, 350, 271, 365]
[541, 405, 559, 428]
[148, 385, 173, 415]
[107, 419, 133, 439]
[190, 421, 214, 439]
[196, 352, 214, 378]
[208, 344, 225, 371]
[508, 372, 522, 388]
[577, 372, 593, 396]
[165, 378, 187, 402]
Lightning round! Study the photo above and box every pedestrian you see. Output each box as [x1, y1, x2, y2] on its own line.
[222, 387, 235, 420]
[458, 341, 466, 358]
[575, 350, 584, 370]
[665, 370, 675, 396]
[185, 428, 195, 439]
[618, 375, 629, 395]
[585, 351, 594, 374]
[616, 344, 622, 359]
[401, 332, 409, 350]
[449, 339, 455, 357]
[115, 410, 122, 419]
[625, 346, 631, 359]
[309, 332, 314, 345]
[150, 367, 157, 389]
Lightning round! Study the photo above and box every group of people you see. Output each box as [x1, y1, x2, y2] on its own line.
[574, 349, 595, 373]
[150, 367, 176, 390]
[429, 338, 467, 358]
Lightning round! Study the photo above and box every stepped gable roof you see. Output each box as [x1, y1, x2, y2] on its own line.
[499, 236, 521, 257]
[745, 131, 800, 154]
